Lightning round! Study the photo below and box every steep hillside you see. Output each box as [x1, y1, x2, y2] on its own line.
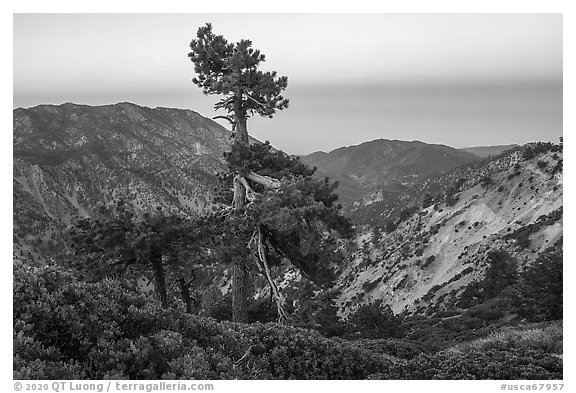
[301, 139, 480, 205]
[336, 144, 563, 317]
[13, 102, 231, 260]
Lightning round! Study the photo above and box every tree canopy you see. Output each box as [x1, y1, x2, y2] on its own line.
[188, 23, 288, 144]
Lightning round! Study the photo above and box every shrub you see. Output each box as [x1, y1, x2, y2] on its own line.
[352, 338, 433, 360]
[522, 146, 535, 160]
[551, 160, 563, 175]
[514, 244, 562, 322]
[383, 219, 398, 233]
[422, 255, 436, 268]
[452, 321, 563, 355]
[346, 300, 403, 339]
[422, 193, 434, 208]
[362, 279, 380, 293]
[445, 192, 459, 207]
[369, 347, 562, 380]
[13, 262, 390, 380]
[480, 176, 493, 187]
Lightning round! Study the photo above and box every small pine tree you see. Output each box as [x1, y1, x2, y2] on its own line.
[515, 243, 562, 321]
[68, 199, 210, 310]
[346, 300, 403, 339]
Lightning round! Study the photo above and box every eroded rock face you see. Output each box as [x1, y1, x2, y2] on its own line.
[336, 148, 563, 316]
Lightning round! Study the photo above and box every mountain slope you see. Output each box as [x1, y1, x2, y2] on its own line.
[301, 139, 480, 205]
[336, 144, 563, 316]
[13, 102, 232, 260]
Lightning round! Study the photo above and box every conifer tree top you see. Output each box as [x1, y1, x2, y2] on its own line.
[188, 23, 289, 119]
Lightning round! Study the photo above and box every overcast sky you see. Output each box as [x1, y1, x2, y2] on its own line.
[13, 13, 562, 154]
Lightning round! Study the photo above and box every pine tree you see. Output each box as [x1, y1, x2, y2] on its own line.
[515, 242, 563, 321]
[189, 24, 352, 323]
[188, 23, 288, 145]
[68, 200, 210, 310]
[189, 23, 289, 323]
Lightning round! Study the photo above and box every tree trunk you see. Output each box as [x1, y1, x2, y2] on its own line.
[231, 176, 249, 322]
[231, 257, 249, 323]
[178, 277, 194, 314]
[230, 108, 250, 323]
[235, 111, 249, 145]
[150, 251, 168, 308]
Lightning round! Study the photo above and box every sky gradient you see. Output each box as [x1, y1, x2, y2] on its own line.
[13, 13, 562, 154]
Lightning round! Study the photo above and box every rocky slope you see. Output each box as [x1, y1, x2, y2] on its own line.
[301, 139, 480, 205]
[336, 144, 563, 316]
[13, 102, 232, 260]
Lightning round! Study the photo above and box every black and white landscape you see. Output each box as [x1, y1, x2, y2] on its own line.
[13, 14, 563, 381]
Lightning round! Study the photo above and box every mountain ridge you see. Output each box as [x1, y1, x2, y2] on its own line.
[13, 102, 232, 261]
[301, 138, 481, 205]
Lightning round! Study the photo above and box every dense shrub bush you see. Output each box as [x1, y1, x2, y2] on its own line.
[383, 219, 398, 233]
[346, 300, 403, 339]
[352, 338, 434, 360]
[13, 262, 390, 380]
[480, 176, 493, 187]
[422, 255, 436, 268]
[514, 243, 563, 322]
[368, 347, 562, 380]
[452, 321, 563, 355]
[458, 250, 517, 308]
[522, 146, 535, 160]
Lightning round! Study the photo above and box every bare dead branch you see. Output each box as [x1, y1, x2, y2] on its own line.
[242, 87, 267, 107]
[234, 345, 253, 365]
[246, 171, 281, 189]
[212, 115, 236, 126]
[258, 228, 289, 324]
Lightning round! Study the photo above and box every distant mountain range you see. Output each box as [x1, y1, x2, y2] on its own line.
[460, 144, 518, 158]
[301, 139, 481, 205]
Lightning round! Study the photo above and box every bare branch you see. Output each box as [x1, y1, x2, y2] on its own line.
[234, 345, 253, 365]
[218, 205, 232, 217]
[246, 171, 281, 189]
[212, 115, 236, 128]
[242, 87, 267, 107]
[258, 228, 289, 324]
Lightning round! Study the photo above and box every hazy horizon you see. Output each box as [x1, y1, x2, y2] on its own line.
[13, 13, 562, 155]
